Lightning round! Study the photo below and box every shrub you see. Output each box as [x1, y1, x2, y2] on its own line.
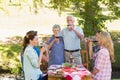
[0, 43, 22, 75]
[110, 30, 120, 42]
[109, 31, 120, 68]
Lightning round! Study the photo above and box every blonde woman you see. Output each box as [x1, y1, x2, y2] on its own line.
[89, 31, 115, 80]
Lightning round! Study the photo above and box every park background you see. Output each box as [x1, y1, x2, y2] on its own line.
[0, 0, 120, 80]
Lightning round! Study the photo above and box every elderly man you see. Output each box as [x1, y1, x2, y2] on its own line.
[60, 15, 84, 65]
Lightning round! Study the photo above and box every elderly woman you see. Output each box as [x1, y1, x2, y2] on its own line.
[47, 24, 64, 66]
[89, 31, 115, 80]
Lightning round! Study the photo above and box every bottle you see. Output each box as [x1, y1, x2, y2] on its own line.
[69, 53, 74, 64]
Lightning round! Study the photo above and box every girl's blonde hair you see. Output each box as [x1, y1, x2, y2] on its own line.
[99, 31, 115, 63]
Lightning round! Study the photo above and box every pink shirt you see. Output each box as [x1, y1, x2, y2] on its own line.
[93, 47, 112, 80]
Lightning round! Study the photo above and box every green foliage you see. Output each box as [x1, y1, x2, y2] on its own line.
[110, 31, 120, 68]
[62, 62, 72, 68]
[33, 0, 44, 14]
[49, 0, 71, 14]
[110, 31, 120, 42]
[0, 0, 43, 14]
[0, 0, 120, 35]
[10, 63, 22, 75]
[112, 43, 120, 68]
[46, 0, 120, 36]
[0, 43, 22, 75]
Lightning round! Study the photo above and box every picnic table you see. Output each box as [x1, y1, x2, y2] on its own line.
[48, 64, 92, 80]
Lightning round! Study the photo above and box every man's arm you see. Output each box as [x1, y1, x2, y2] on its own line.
[72, 28, 84, 40]
[69, 25, 84, 40]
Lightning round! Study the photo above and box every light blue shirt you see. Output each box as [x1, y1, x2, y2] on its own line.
[23, 45, 42, 80]
[60, 26, 84, 50]
[20, 46, 40, 80]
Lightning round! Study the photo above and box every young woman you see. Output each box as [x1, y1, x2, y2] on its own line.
[89, 31, 115, 80]
[22, 30, 46, 80]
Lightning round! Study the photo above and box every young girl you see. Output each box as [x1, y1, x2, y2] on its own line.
[89, 31, 115, 80]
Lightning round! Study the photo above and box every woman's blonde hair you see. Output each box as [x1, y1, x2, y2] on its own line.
[99, 31, 115, 63]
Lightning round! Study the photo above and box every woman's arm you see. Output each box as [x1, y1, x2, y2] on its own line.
[42, 55, 48, 62]
[38, 47, 45, 67]
[92, 67, 99, 74]
[42, 45, 49, 62]
[47, 38, 59, 49]
[47, 39, 55, 50]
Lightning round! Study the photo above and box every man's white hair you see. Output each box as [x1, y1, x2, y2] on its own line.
[66, 15, 75, 21]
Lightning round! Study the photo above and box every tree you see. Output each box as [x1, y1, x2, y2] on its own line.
[0, 0, 120, 36]
[0, 0, 43, 14]
[46, 0, 120, 36]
